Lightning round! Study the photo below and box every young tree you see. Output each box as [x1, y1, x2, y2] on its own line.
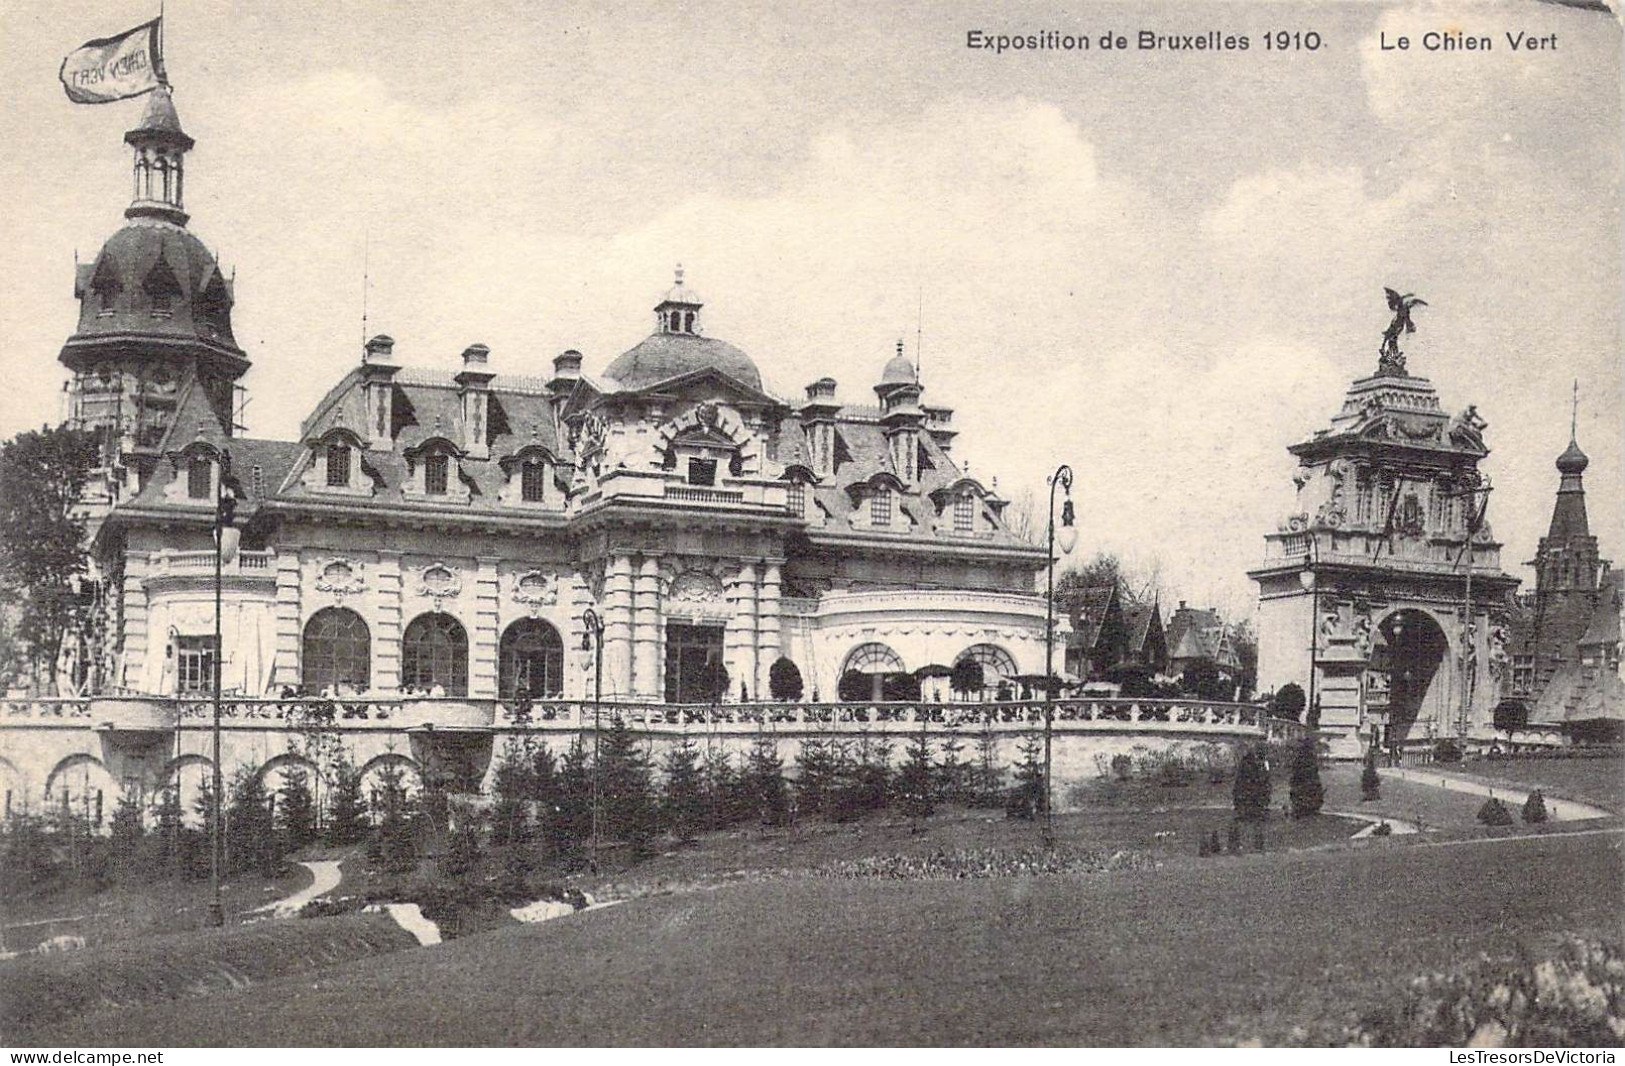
[227, 769, 280, 877]
[489, 746, 535, 846]
[702, 747, 743, 829]
[1361, 745, 1382, 801]
[276, 767, 318, 852]
[768, 657, 804, 702]
[950, 658, 985, 702]
[1271, 683, 1306, 723]
[324, 756, 369, 846]
[896, 726, 936, 825]
[743, 736, 791, 827]
[373, 762, 417, 873]
[153, 784, 184, 875]
[600, 716, 658, 852]
[660, 739, 705, 843]
[1232, 746, 1272, 822]
[973, 721, 1003, 807]
[0, 426, 100, 692]
[554, 735, 593, 857]
[1007, 734, 1045, 819]
[108, 789, 147, 883]
[1288, 736, 1324, 817]
[794, 736, 836, 817]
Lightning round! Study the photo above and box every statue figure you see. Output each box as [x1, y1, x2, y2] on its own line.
[1352, 614, 1373, 657]
[1378, 288, 1427, 377]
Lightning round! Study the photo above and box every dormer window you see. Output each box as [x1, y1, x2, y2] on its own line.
[187, 456, 212, 499]
[144, 259, 181, 320]
[787, 481, 806, 517]
[424, 453, 450, 496]
[326, 444, 351, 487]
[954, 495, 975, 532]
[521, 459, 547, 503]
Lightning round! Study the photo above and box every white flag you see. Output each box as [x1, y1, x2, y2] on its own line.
[59, 18, 164, 105]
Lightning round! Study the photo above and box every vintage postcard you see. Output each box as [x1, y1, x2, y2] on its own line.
[0, 0, 1619, 1051]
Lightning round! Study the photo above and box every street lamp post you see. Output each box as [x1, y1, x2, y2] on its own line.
[580, 607, 604, 873]
[208, 450, 238, 929]
[1041, 464, 1077, 849]
[1299, 535, 1319, 729]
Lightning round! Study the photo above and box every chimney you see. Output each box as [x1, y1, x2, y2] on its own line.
[552, 350, 583, 384]
[363, 334, 396, 365]
[805, 377, 837, 402]
[455, 343, 496, 459]
[359, 334, 400, 450]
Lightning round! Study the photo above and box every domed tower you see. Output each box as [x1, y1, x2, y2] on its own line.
[60, 86, 248, 494]
[874, 340, 924, 486]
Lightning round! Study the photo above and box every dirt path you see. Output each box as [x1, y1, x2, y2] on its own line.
[1382, 767, 1613, 821]
[252, 861, 343, 918]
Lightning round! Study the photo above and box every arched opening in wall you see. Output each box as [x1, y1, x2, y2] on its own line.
[1372, 609, 1450, 745]
[257, 754, 327, 844]
[402, 612, 468, 696]
[359, 755, 422, 824]
[840, 643, 905, 702]
[43, 755, 118, 834]
[0, 756, 26, 820]
[954, 644, 1018, 701]
[302, 607, 371, 695]
[499, 619, 564, 701]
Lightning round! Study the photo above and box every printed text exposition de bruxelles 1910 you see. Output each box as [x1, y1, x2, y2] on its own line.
[966, 27, 1562, 54]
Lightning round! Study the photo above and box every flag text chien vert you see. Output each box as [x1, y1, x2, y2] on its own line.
[59, 18, 165, 104]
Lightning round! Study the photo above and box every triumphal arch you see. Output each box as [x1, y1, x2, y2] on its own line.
[1250, 296, 1518, 757]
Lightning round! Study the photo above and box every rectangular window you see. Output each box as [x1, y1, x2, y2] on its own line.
[326, 444, 351, 487]
[870, 491, 892, 528]
[176, 636, 217, 694]
[521, 460, 547, 503]
[187, 456, 212, 499]
[786, 481, 805, 516]
[688, 458, 717, 487]
[954, 495, 975, 532]
[424, 453, 450, 495]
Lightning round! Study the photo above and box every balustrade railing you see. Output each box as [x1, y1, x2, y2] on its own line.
[0, 694, 1301, 738]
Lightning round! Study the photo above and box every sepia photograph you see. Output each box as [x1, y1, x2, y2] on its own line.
[0, 0, 1620, 1050]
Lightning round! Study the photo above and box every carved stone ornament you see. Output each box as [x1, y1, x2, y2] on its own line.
[668, 571, 725, 604]
[415, 562, 464, 609]
[314, 558, 366, 600]
[512, 570, 558, 614]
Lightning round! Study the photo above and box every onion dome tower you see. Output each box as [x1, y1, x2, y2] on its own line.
[60, 86, 248, 481]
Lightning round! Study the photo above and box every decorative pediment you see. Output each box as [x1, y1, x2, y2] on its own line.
[402, 435, 466, 461]
[845, 471, 907, 504]
[929, 476, 992, 508]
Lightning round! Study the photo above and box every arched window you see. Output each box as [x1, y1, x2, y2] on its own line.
[402, 612, 467, 695]
[499, 619, 563, 700]
[955, 644, 1018, 699]
[841, 642, 905, 702]
[684, 311, 695, 333]
[302, 607, 370, 693]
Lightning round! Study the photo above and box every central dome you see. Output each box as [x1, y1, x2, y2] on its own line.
[67, 218, 238, 353]
[602, 332, 763, 392]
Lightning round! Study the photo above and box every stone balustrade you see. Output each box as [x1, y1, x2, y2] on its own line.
[0, 694, 1306, 740]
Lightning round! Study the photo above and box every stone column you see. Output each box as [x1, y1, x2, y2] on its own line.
[471, 557, 501, 698]
[119, 551, 152, 692]
[271, 551, 303, 692]
[632, 555, 663, 700]
[756, 561, 782, 701]
[604, 554, 635, 699]
[726, 563, 758, 702]
[373, 552, 403, 692]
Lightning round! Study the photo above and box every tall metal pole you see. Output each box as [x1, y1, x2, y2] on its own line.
[583, 608, 603, 874]
[1306, 536, 1318, 724]
[1041, 464, 1073, 850]
[208, 476, 225, 928]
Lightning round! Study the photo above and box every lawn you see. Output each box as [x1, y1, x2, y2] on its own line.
[1447, 756, 1624, 813]
[36, 827, 1624, 1046]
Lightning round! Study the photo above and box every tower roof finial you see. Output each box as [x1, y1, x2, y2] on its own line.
[1571, 378, 1579, 443]
[674, 262, 684, 288]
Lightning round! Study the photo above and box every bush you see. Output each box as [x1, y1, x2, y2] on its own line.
[1434, 738, 1464, 763]
[1522, 790, 1548, 824]
[1232, 747, 1272, 822]
[1371, 821, 1393, 837]
[1288, 737, 1324, 817]
[1109, 753, 1133, 781]
[1361, 750, 1381, 802]
[1477, 798, 1515, 826]
[1355, 937, 1625, 1047]
[768, 657, 804, 702]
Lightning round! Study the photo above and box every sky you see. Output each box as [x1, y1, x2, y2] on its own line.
[0, 0, 1619, 618]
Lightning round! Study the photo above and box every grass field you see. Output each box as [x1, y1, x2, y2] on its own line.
[33, 826, 1624, 1047]
[1448, 757, 1625, 813]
